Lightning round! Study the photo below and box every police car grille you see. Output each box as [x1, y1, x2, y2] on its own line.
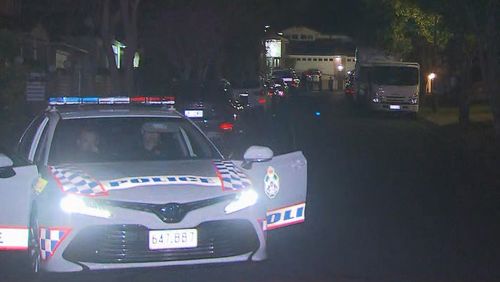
[98, 195, 235, 224]
[62, 220, 259, 263]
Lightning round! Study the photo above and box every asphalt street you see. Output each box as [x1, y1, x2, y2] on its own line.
[1, 91, 498, 282]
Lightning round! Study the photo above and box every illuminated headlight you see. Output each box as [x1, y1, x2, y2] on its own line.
[60, 195, 111, 218]
[410, 94, 419, 104]
[372, 97, 381, 103]
[224, 189, 258, 214]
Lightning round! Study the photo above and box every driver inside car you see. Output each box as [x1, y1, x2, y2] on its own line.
[140, 122, 169, 160]
[75, 127, 101, 162]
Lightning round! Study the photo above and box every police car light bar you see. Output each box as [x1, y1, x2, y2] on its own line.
[48, 96, 175, 106]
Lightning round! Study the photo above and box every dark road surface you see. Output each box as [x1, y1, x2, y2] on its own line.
[1, 92, 498, 282]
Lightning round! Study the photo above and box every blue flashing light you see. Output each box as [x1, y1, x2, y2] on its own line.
[48, 96, 175, 106]
[49, 96, 81, 105]
[81, 97, 99, 104]
[314, 111, 321, 117]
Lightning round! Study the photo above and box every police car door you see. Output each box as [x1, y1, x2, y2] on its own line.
[239, 149, 307, 231]
[0, 116, 47, 251]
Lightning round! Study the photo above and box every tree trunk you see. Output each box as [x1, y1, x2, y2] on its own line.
[477, 34, 500, 140]
[458, 61, 471, 128]
[182, 62, 191, 81]
[105, 43, 120, 95]
[484, 9, 500, 141]
[100, 0, 120, 96]
[120, 0, 140, 96]
[464, 0, 500, 141]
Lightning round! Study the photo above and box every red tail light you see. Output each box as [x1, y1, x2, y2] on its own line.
[268, 91, 274, 96]
[258, 97, 266, 104]
[219, 122, 234, 132]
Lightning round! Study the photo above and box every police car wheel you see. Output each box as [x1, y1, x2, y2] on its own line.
[28, 209, 41, 274]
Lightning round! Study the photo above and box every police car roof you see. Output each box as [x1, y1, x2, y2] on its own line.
[51, 105, 183, 119]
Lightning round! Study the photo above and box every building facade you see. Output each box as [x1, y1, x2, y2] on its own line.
[281, 26, 356, 90]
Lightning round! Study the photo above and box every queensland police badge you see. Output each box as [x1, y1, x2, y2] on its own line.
[264, 166, 279, 199]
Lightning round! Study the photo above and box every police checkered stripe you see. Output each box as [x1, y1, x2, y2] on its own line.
[39, 228, 66, 260]
[213, 160, 252, 190]
[49, 165, 106, 196]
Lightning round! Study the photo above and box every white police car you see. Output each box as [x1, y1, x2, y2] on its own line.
[0, 96, 307, 273]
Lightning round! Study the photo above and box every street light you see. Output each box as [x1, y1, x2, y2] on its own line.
[426, 72, 436, 94]
[426, 72, 437, 112]
[337, 65, 344, 72]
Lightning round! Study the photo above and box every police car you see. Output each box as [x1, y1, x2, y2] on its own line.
[0, 96, 307, 273]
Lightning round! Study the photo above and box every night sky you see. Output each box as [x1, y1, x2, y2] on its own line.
[261, 0, 382, 44]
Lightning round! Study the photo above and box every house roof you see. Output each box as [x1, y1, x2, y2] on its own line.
[263, 32, 289, 42]
[287, 39, 355, 56]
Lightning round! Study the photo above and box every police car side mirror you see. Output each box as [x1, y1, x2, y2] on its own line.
[0, 154, 15, 178]
[0, 153, 13, 168]
[242, 146, 273, 169]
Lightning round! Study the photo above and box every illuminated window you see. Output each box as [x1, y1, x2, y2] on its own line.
[265, 39, 282, 58]
[133, 51, 140, 68]
[55, 50, 69, 69]
[112, 40, 126, 69]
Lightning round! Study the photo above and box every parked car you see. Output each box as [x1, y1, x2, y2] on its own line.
[231, 79, 269, 111]
[271, 69, 300, 88]
[344, 71, 356, 98]
[176, 81, 245, 151]
[265, 78, 288, 98]
[303, 69, 322, 83]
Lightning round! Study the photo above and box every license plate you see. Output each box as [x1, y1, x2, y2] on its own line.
[184, 110, 203, 118]
[149, 229, 198, 250]
[283, 78, 292, 82]
[389, 105, 401, 110]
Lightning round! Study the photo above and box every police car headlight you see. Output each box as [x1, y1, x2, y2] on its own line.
[224, 189, 258, 214]
[60, 195, 111, 218]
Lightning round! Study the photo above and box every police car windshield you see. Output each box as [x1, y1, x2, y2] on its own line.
[49, 117, 219, 164]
